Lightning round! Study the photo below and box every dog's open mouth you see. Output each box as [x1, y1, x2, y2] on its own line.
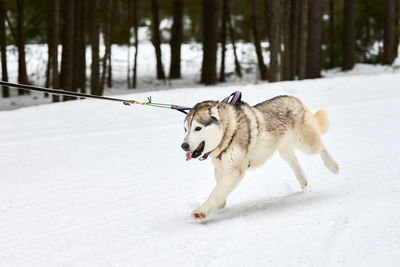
[186, 141, 205, 161]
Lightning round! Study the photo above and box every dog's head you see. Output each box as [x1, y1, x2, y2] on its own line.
[181, 101, 223, 160]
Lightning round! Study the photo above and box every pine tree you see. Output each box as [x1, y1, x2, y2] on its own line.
[328, 0, 336, 68]
[151, 0, 165, 79]
[16, 0, 28, 94]
[219, 0, 227, 82]
[169, 0, 183, 79]
[60, 0, 75, 101]
[251, 0, 267, 80]
[306, 0, 322, 79]
[342, 0, 356, 71]
[268, 0, 280, 82]
[201, 0, 218, 85]
[0, 0, 9, 98]
[297, 0, 307, 80]
[90, 0, 100, 95]
[133, 0, 139, 88]
[226, 2, 242, 78]
[383, 0, 396, 64]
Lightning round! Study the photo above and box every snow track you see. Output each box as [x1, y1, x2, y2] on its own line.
[1, 73, 400, 266]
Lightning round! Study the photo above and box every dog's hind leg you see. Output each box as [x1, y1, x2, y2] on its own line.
[279, 147, 308, 189]
[320, 147, 339, 174]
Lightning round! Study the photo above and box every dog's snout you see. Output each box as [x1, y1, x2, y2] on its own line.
[181, 142, 190, 151]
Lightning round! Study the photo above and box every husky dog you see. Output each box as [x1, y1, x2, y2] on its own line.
[182, 95, 339, 220]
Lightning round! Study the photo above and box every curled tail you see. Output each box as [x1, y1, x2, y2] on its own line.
[314, 110, 329, 134]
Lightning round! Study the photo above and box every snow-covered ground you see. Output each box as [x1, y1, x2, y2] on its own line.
[1, 67, 400, 266]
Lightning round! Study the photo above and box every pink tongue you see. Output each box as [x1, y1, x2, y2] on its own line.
[186, 151, 192, 161]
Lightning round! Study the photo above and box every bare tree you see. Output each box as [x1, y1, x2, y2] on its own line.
[16, 0, 28, 95]
[251, 0, 267, 80]
[268, 0, 280, 82]
[306, 0, 322, 79]
[169, 0, 183, 79]
[201, 0, 218, 84]
[0, 0, 9, 98]
[342, 0, 356, 70]
[151, 0, 165, 79]
[383, 0, 396, 64]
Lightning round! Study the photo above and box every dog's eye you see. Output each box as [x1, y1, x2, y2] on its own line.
[184, 128, 187, 132]
[195, 127, 202, 131]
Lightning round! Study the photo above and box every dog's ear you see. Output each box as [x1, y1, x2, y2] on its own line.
[210, 105, 220, 121]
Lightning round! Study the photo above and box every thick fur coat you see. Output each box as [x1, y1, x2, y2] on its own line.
[182, 95, 339, 220]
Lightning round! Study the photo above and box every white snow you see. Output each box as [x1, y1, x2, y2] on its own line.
[1, 68, 400, 266]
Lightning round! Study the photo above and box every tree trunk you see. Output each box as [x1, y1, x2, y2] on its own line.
[394, 0, 400, 59]
[219, 0, 227, 82]
[290, 0, 299, 78]
[73, 0, 82, 93]
[79, 0, 86, 94]
[169, 0, 183, 79]
[268, 0, 280, 82]
[393, 0, 400, 58]
[45, 40, 51, 91]
[251, 0, 267, 80]
[50, 0, 60, 102]
[227, 2, 242, 78]
[297, 0, 307, 80]
[127, 0, 132, 88]
[151, 0, 165, 80]
[0, 0, 9, 98]
[383, 0, 395, 65]
[133, 0, 139, 88]
[101, 0, 113, 90]
[5, 13, 16, 44]
[201, 0, 218, 84]
[60, 0, 75, 101]
[90, 0, 100, 95]
[16, 0, 28, 95]
[282, 0, 292, 80]
[305, 0, 322, 79]
[329, 0, 335, 68]
[342, 0, 356, 70]
[107, 1, 113, 88]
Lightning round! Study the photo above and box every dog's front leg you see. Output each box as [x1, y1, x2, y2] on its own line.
[192, 168, 244, 220]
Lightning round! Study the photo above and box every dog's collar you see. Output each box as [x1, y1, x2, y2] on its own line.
[199, 133, 235, 161]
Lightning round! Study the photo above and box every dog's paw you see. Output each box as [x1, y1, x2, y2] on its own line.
[301, 181, 308, 190]
[218, 201, 226, 209]
[192, 209, 208, 220]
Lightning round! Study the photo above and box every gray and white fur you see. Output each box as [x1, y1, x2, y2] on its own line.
[182, 95, 339, 220]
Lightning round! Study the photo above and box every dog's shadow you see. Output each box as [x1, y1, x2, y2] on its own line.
[200, 190, 336, 225]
